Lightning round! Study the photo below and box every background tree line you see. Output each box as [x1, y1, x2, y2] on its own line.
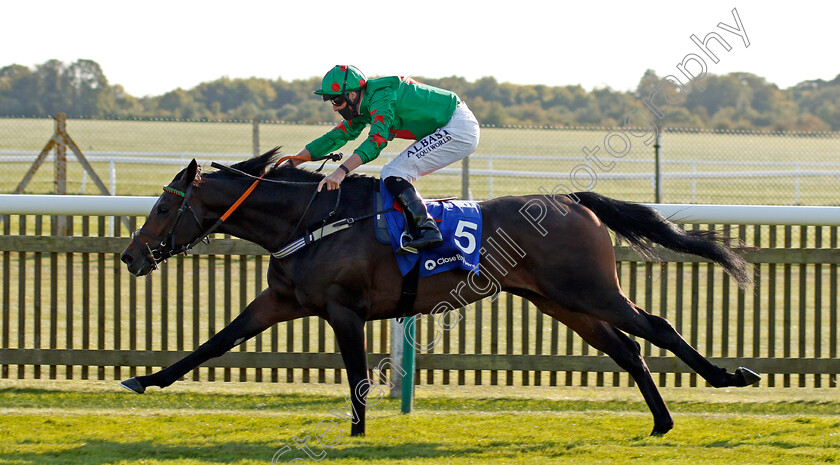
[2, 59, 839, 131]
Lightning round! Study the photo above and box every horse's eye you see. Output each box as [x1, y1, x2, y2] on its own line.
[157, 205, 169, 215]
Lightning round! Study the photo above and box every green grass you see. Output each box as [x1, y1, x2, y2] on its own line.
[1, 381, 839, 464]
[1, 118, 839, 204]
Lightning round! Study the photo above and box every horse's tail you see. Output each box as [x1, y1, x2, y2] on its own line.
[575, 191, 750, 287]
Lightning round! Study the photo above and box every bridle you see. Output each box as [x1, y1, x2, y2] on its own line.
[130, 154, 343, 271]
[130, 182, 213, 270]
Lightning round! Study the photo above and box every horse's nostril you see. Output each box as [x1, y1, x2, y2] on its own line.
[121, 253, 133, 266]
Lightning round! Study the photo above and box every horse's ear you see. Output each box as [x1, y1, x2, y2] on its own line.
[179, 159, 199, 187]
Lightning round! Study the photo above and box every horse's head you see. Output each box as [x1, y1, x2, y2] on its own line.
[121, 159, 208, 276]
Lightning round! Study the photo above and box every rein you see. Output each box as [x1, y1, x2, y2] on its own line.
[131, 153, 356, 269]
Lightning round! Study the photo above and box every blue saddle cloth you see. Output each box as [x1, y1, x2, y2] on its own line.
[379, 180, 482, 278]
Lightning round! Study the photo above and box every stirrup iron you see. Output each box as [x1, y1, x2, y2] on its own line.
[398, 231, 419, 255]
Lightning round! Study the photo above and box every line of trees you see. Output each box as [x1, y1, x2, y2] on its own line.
[1, 59, 839, 131]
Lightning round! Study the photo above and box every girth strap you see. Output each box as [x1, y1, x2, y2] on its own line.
[397, 259, 421, 319]
[270, 207, 395, 260]
[272, 218, 355, 259]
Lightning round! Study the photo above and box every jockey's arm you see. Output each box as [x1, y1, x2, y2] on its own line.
[316, 152, 365, 192]
[341, 152, 364, 173]
[289, 148, 310, 167]
[289, 149, 363, 173]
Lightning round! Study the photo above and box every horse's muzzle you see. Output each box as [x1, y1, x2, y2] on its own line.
[120, 247, 153, 277]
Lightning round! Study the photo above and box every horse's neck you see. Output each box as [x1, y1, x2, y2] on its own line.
[207, 183, 306, 250]
[207, 177, 373, 252]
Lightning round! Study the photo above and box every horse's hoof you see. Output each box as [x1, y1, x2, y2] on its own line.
[735, 367, 761, 386]
[650, 421, 673, 436]
[120, 377, 145, 394]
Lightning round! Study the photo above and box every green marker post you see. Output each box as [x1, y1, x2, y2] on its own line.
[400, 316, 416, 413]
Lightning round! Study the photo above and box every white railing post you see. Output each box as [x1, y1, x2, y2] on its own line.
[110, 160, 116, 195]
[691, 162, 697, 203]
[487, 157, 493, 199]
[4, 195, 840, 225]
[252, 118, 260, 157]
[461, 155, 470, 200]
[654, 132, 662, 202]
[389, 319, 404, 398]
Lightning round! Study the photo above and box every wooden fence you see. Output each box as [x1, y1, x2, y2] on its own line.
[0, 214, 838, 388]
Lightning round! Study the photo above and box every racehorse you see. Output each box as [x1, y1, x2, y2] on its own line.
[119, 148, 760, 437]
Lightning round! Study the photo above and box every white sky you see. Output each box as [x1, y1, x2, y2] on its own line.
[1, 1, 836, 97]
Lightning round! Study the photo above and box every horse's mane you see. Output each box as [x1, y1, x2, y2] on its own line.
[209, 147, 376, 187]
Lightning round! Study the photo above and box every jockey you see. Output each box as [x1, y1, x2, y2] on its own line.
[292, 65, 480, 254]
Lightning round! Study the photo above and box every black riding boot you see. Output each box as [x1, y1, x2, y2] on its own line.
[384, 176, 443, 255]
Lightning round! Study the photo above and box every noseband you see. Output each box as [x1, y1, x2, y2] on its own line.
[130, 183, 210, 270]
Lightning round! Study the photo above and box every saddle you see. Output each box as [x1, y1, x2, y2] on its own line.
[373, 183, 418, 318]
[373, 182, 482, 317]
[374, 185, 391, 245]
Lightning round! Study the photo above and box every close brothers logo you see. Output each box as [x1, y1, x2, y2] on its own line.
[425, 254, 467, 271]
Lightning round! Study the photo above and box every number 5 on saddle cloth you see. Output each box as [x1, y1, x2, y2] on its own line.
[377, 179, 482, 278]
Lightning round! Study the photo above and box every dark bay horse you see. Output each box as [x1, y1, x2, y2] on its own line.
[119, 148, 760, 437]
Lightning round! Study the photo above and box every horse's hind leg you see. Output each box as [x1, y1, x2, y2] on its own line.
[536, 300, 673, 435]
[588, 293, 760, 388]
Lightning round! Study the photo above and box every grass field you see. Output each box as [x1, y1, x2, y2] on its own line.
[1, 118, 839, 204]
[1, 380, 839, 465]
[2, 119, 840, 464]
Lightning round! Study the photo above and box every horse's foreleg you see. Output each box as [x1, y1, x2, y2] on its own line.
[121, 288, 303, 393]
[327, 304, 368, 437]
